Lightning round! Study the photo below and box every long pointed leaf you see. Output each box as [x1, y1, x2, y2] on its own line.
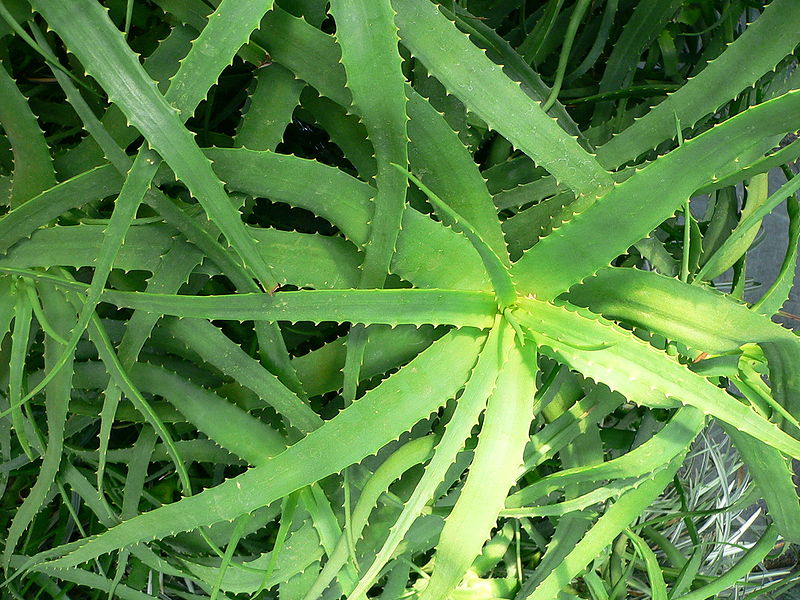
[29, 329, 484, 570]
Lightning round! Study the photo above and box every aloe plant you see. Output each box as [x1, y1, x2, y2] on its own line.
[1, 0, 800, 598]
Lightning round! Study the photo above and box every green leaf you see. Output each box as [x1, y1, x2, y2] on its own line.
[207, 147, 491, 291]
[394, 165, 516, 307]
[568, 267, 800, 356]
[257, 5, 508, 260]
[30, 0, 280, 289]
[514, 298, 800, 460]
[407, 90, 509, 260]
[512, 91, 800, 300]
[236, 64, 305, 152]
[129, 361, 287, 465]
[567, 267, 800, 424]
[330, 0, 408, 289]
[673, 525, 778, 600]
[753, 189, 800, 316]
[523, 457, 683, 600]
[508, 407, 705, 508]
[1, 282, 73, 566]
[0, 165, 121, 255]
[30, 329, 484, 569]
[522, 385, 623, 473]
[8, 283, 33, 459]
[160, 317, 322, 434]
[164, 0, 276, 122]
[0, 62, 55, 208]
[698, 167, 800, 281]
[623, 528, 668, 600]
[392, 0, 613, 200]
[420, 339, 536, 600]
[598, 0, 800, 168]
[588, 0, 682, 134]
[347, 316, 510, 599]
[2, 224, 361, 291]
[723, 427, 800, 545]
[15, 149, 158, 417]
[447, 2, 588, 147]
[302, 435, 437, 600]
[184, 520, 323, 595]
[95, 287, 498, 328]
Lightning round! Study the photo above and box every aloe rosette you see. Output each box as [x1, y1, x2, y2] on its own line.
[1, 0, 800, 598]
